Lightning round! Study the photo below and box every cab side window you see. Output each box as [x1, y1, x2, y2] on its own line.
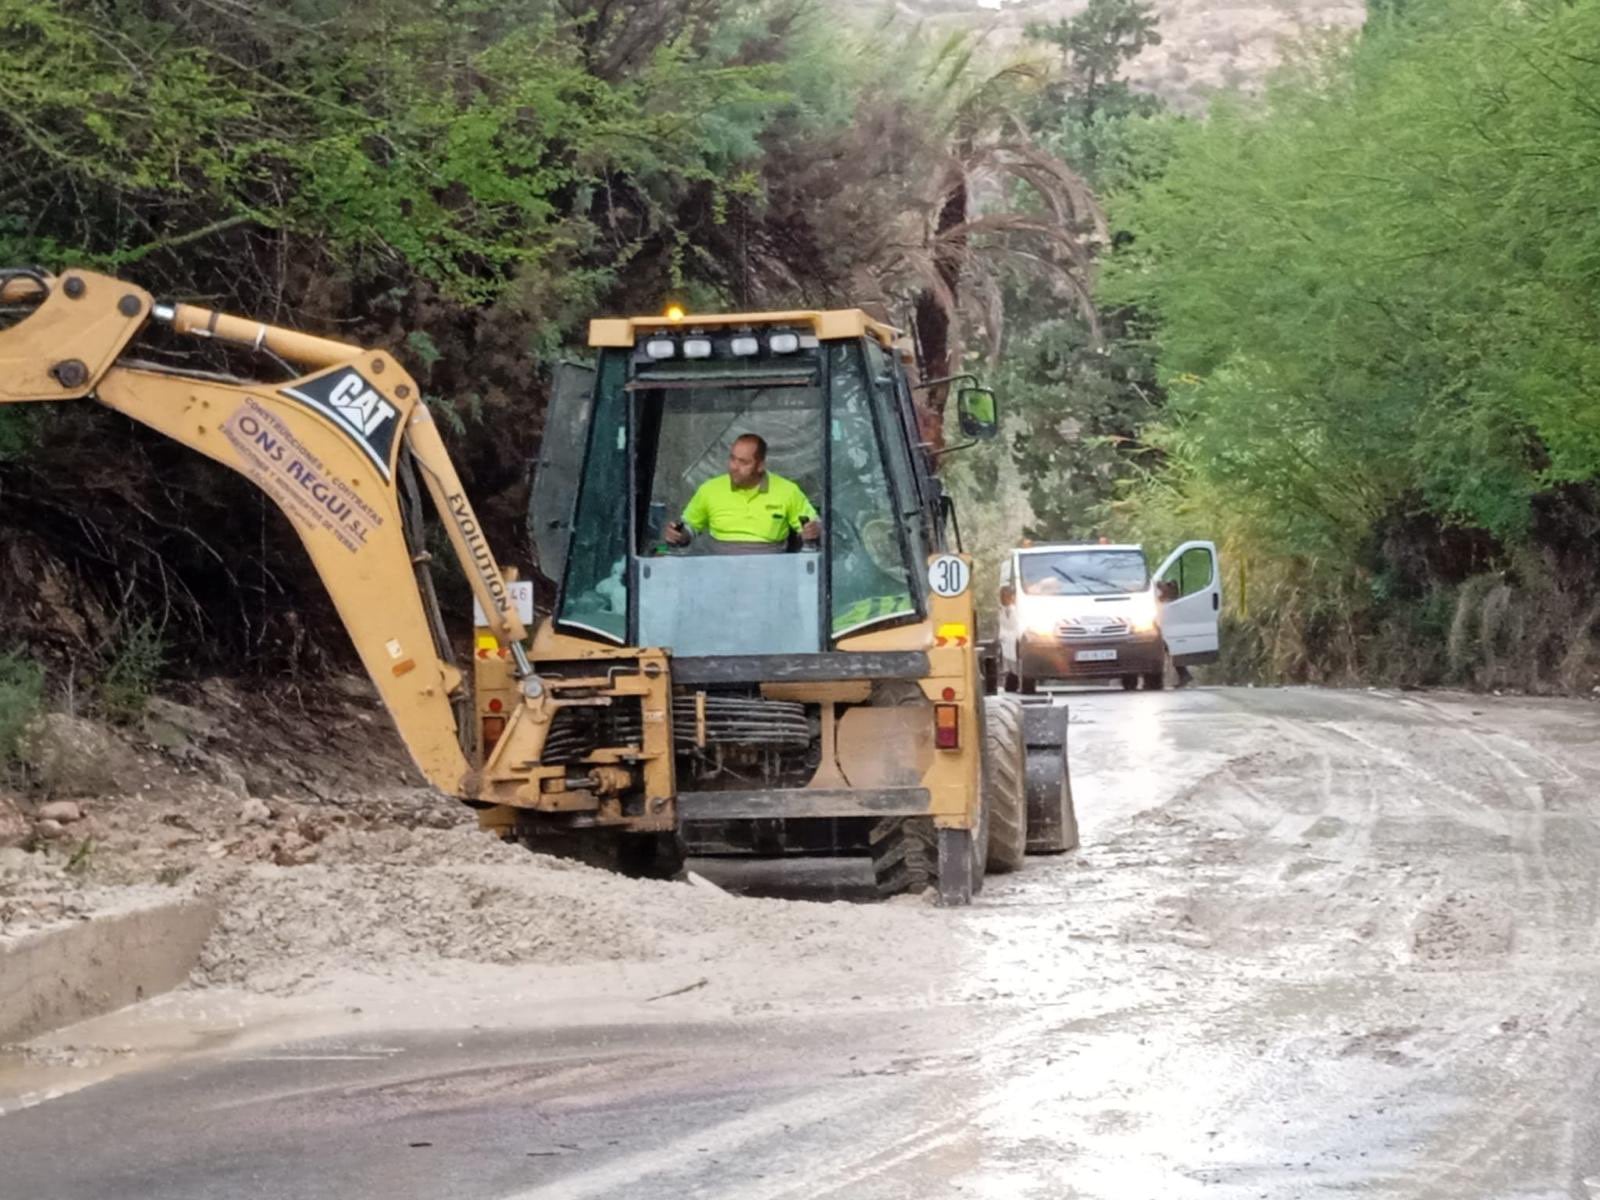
[1165, 546, 1214, 598]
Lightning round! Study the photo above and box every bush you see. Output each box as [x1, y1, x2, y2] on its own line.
[0, 650, 44, 762]
[98, 621, 166, 724]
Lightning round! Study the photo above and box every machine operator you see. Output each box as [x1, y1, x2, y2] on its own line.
[663, 433, 822, 554]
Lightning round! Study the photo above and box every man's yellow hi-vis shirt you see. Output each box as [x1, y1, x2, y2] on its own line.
[682, 472, 818, 543]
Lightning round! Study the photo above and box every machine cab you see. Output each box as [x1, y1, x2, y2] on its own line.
[542, 311, 948, 657]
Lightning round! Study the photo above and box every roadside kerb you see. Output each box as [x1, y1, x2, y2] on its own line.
[0, 899, 217, 1043]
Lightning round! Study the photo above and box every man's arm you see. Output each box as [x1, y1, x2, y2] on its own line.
[788, 483, 822, 542]
[682, 482, 712, 533]
[666, 480, 712, 546]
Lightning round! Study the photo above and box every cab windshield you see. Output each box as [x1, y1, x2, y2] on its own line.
[1020, 550, 1148, 596]
[556, 339, 923, 648]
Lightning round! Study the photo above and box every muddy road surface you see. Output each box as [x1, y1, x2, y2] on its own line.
[4, 685, 1600, 1198]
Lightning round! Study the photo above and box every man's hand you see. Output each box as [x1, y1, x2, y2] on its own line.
[664, 520, 691, 547]
[800, 518, 822, 543]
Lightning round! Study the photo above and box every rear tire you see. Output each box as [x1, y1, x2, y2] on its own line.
[983, 695, 1028, 874]
[870, 816, 939, 897]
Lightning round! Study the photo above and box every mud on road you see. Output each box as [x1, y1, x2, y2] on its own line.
[4, 685, 1600, 1199]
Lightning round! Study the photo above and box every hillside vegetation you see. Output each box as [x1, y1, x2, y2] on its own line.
[2, 0, 1595, 715]
[1105, 0, 1600, 689]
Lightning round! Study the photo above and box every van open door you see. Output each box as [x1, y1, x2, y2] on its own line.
[1154, 540, 1221, 666]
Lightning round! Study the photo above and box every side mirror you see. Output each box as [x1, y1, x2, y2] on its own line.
[957, 386, 999, 439]
[999, 584, 1015, 607]
[1156, 579, 1180, 602]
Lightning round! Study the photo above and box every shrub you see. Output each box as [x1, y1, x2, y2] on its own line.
[98, 621, 166, 723]
[0, 650, 44, 762]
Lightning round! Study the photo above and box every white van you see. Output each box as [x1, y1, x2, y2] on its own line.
[996, 541, 1221, 692]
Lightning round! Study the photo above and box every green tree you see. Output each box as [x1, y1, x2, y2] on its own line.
[990, 0, 1171, 541]
[1105, 0, 1600, 685]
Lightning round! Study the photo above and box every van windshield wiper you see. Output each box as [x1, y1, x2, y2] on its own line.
[1077, 573, 1137, 593]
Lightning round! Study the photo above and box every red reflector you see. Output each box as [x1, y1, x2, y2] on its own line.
[482, 715, 506, 752]
[488, 697, 504, 713]
[934, 703, 959, 750]
[941, 686, 956, 702]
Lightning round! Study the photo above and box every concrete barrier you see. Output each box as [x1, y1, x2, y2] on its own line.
[0, 899, 217, 1043]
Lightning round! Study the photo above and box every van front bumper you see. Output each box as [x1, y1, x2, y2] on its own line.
[1019, 632, 1164, 681]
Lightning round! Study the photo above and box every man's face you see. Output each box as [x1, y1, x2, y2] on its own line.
[728, 440, 763, 488]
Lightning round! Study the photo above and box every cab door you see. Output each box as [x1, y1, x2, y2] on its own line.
[529, 359, 595, 588]
[1153, 540, 1221, 665]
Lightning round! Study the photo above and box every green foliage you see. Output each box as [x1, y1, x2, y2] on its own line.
[0, 650, 44, 763]
[999, 0, 1169, 542]
[1104, 0, 1600, 685]
[0, 0, 807, 323]
[98, 621, 165, 724]
[1026, 0, 1166, 184]
[999, 312, 1158, 537]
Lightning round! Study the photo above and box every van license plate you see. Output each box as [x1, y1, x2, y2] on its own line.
[1075, 649, 1117, 662]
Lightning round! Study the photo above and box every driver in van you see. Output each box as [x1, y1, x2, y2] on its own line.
[663, 433, 822, 554]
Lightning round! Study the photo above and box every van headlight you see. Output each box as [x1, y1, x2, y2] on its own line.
[1127, 595, 1158, 633]
[1023, 610, 1059, 637]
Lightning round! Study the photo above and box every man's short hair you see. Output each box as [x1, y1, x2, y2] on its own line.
[733, 433, 768, 462]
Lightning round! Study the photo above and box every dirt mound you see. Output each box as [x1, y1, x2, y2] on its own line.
[189, 825, 943, 995]
[0, 693, 951, 1004]
[194, 859, 670, 990]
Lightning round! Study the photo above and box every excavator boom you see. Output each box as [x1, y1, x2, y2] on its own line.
[0, 268, 526, 798]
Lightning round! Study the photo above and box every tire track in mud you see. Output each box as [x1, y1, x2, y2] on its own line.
[956, 691, 1600, 1197]
[1246, 698, 1600, 1196]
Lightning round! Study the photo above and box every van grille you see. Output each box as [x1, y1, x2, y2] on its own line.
[1056, 617, 1130, 640]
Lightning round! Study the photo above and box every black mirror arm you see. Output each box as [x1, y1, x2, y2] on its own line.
[926, 439, 979, 461]
[911, 372, 980, 393]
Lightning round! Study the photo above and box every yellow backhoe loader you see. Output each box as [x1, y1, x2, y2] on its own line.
[0, 267, 1074, 903]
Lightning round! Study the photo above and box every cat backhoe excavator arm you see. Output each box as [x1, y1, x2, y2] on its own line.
[0, 268, 529, 799]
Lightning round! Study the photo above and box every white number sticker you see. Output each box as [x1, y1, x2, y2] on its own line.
[927, 554, 971, 598]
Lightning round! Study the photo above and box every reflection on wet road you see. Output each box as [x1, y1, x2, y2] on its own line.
[5, 685, 1600, 1198]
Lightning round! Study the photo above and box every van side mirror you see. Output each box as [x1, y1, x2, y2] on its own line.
[957, 387, 999, 439]
[1156, 579, 1180, 602]
[999, 584, 1015, 606]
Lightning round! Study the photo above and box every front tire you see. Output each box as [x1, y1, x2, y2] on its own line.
[518, 829, 685, 880]
[983, 695, 1028, 874]
[1120, 674, 1140, 691]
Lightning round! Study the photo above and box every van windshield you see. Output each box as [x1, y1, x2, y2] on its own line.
[1019, 550, 1148, 596]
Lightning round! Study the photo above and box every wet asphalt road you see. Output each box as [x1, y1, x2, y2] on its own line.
[5, 685, 1600, 1199]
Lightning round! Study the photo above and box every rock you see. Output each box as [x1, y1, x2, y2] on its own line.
[143, 697, 224, 745]
[238, 797, 273, 827]
[18, 713, 138, 798]
[196, 678, 245, 713]
[0, 845, 34, 874]
[241, 765, 278, 799]
[272, 832, 319, 866]
[206, 754, 250, 802]
[35, 818, 66, 839]
[0, 795, 29, 848]
[37, 800, 83, 824]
